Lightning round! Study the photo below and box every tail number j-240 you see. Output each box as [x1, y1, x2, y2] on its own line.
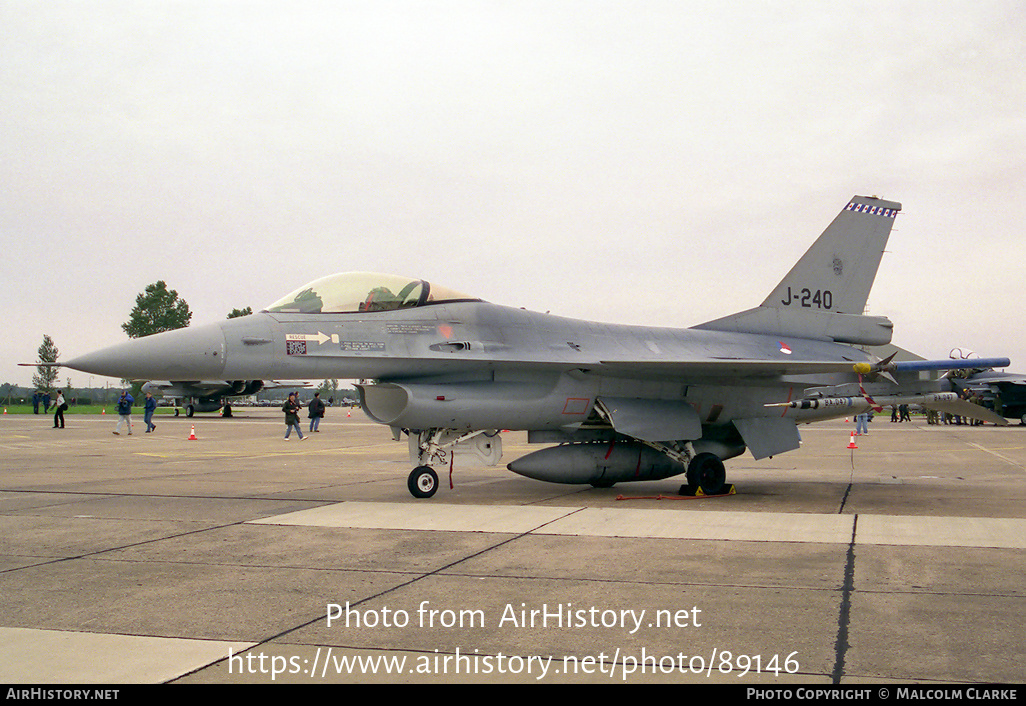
[781, 287, 832, 309]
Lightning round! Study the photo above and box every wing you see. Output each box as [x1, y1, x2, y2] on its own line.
[594, 358, 866, 380]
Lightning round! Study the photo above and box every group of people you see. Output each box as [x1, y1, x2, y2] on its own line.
[856, 393, 1001, 432]
[853, 404, 912, 435]
[39, 387, 333, 438]
[282, 392, 327, 440]
[110, 390, 158, 435]
[889, 404, 913, 423]
[31, 390, 69, 429]
[110, 389, 332, 439]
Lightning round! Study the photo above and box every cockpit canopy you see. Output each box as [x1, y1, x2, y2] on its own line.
[264, 272, 480, 314]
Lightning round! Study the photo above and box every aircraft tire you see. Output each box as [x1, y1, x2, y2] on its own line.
[408, 466, 439, 498]
[186, 405, 195, 418]
[1021, 413, 1026, 426]
[686, 453, 726, 495]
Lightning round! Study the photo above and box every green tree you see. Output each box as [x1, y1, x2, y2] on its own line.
[318, 379, 339, 399]
[32, 334, 60, 392]
[227, 306, 253, 319]
[122, 281, 192, 338]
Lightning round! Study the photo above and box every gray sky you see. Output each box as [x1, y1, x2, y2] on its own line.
[3, 1, 1025, 388]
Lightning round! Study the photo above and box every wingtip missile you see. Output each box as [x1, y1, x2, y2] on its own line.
[850, 356, 1010, 377]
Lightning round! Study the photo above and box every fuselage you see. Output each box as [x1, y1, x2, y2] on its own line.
[64, 300, 873, 432]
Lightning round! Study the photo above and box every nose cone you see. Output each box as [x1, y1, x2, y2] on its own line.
[64, 323, 227, 380]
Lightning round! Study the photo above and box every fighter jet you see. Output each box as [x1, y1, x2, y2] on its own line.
[59, 196, 1009, 498]
[929, 349, 1025, 424]
[953, 371, 1026, 424]
[946, 367, 1026, 425]
[141, 379, 309, 417]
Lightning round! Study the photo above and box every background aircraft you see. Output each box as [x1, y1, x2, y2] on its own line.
[60, 196, 1008, 498]
[949, 370, 1026, 425]
[935, 349, 1025, 424]
[141, 379, 310, 417]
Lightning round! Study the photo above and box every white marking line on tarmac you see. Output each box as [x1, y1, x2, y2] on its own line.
[966, 441, 1026, 472]
[0, 627, 253, 684]
[250, 502, 1026, 549]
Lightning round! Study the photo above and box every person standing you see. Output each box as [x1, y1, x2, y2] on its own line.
[282, 393, 306, 441]
[308, 392, 326, 433]
[855, 412, 869, 436]
[143, 392, 157, 433]
[52, 389, 67, 429]
[113, 390, 134, 435]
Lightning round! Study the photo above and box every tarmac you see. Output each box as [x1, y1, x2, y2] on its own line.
[1, 408, 1023, 684]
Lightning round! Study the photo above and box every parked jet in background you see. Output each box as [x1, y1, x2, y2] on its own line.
[59, 196, 1009, 498]
[930, 349, 1025, 424]
[949, 368, 1026, 425]
[141, 379, 310, 417]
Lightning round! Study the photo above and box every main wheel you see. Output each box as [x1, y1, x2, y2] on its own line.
[186, 405, 195, 418]
[408, 466, 439, 498]
[686, 453, 727, 495]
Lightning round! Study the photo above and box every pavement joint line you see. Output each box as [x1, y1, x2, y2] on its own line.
[172, 505, 590, 682]
[831, 514, 858, 684]
[0, 517, 261, 576]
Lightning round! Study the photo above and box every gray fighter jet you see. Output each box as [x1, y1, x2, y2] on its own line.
[59, 196, 1009, 498]
[950, 370, 1026, 425]
[141, 379, 309, 416]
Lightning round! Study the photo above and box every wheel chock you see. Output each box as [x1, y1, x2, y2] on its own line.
[677, 483, 736, 497]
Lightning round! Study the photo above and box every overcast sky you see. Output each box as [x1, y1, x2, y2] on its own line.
[2, 1, 1024, 389]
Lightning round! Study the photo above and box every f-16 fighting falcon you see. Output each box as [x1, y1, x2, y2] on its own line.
[57, 196, 1009, 498]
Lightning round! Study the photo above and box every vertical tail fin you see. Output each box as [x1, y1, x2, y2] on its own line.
[695, 195, 901, 345]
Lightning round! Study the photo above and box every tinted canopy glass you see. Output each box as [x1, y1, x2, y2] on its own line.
[264, 272, 479, 314]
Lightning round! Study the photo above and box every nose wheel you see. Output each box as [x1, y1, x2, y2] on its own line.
[408, 466, 439, 498]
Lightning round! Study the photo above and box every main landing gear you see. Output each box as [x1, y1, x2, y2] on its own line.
[683, 452, 729, 496]
[637, 439, 732, 496]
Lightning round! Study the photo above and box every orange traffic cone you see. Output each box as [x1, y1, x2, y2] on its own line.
[346, 408, 351, 417]
[2, 408, 6, 414]
[101, 408, 105, 414]
[847, 432, 858, 450]
[188, 425, 197, 441]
